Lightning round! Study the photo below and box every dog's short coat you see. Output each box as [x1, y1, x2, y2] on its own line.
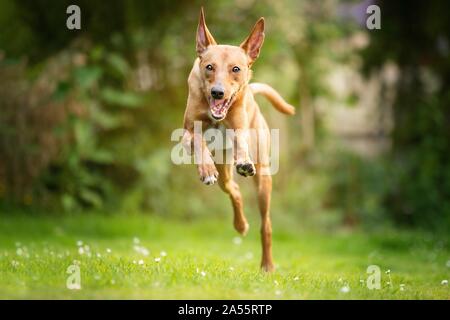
[182, 8, 295, 272]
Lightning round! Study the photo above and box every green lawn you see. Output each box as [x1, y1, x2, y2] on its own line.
[0, 213, 448, 299]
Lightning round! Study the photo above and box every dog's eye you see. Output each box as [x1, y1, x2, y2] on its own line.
[206, 64, 213, 71]
[232, 66, 240, 73]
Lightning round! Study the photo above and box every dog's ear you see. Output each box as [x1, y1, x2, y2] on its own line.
[240, 18, 265, 64]
[196, 7, 217, 56]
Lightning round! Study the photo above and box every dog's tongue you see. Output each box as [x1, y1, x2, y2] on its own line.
[210, 99, 225, 108]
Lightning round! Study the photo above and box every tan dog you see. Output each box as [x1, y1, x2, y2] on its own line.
[182, 8, 295, 272]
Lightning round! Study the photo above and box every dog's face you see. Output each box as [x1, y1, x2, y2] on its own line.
[196, 8, 265, 121]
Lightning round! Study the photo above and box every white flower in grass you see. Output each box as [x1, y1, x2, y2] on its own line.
[293, 276, 300, 281]
[96, 253, 102, 258]
[160, 251, 167, 257]
[275, 290, 282, 296]
[132, 260, 137, 264]
[229, 266, 235, 271]
[11, 260, 20, 267]
[441, 280, 448, 285]
[78, 247, 85, 255]
[106, 248, 112, 253]
[385, 269, 391, 274]
[76, 241, 83, 247]
[154, 257, 161, 263]
[399, 284, 405, 291]
[274, 280, 279, 286]
[233, 237, 242, 245]
[16, 248, 23, 256]
[200, 271, 206, 277]
[138, 259, 144, 265]
[340, 286, 350, 293]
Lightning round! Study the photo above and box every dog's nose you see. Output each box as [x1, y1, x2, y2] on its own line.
[211, 87, 224, 99]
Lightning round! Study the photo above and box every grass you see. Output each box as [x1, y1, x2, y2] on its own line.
[0, 212, 449, 299]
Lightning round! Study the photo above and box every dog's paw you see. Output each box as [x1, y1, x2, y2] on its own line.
[234, 219, 249, 236]
[202, 175, 217, 185]
[261, 262, 275, 273]
[236, 161, 256, 177]
[198, 164, 219, 186]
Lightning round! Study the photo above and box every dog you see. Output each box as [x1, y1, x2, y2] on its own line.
[182, 8, 295, 272]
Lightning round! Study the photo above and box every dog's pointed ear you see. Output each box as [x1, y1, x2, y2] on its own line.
[196, 7, 217, 56]
[240, 18, 265, 64]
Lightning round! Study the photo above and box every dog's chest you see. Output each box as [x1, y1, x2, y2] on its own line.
[205, 123, 233, 151]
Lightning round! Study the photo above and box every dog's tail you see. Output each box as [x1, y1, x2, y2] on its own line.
[250, 83, 296, 115]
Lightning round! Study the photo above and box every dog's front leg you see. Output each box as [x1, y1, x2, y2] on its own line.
[193, 131, 219, 185]
[182, 128, 218, 185]
[226, 108, 255, 177]
[235, 129, 256, 177]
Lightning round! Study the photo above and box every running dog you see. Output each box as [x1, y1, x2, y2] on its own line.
[182, 8, 295, 271]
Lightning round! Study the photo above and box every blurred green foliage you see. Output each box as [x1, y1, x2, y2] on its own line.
[361, 0, 450, 230]
[0, 0, 449, 232]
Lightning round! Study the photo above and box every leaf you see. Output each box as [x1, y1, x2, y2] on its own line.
[90, 103, 122, 129]
[73, 66, 103, 89]
[79, 188, 103, 208]
[100, 87, 144, 108]
[53, 81, 71, 101]
[74, 120, 95, 152]
[106, 53, 130, 77]
[62, 194, 76, 212]
[88, 149, 114, 164]
[90, 46, 105, 62]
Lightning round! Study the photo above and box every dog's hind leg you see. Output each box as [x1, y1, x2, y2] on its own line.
[250, 117, 275, 271]
[254, 166, 275, 272]
[216, 163, 249, 236]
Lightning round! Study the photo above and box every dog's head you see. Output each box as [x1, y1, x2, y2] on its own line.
[196, 8, 265, 121]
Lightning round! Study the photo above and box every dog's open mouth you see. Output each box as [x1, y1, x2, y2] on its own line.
[208, 96, 234, 121]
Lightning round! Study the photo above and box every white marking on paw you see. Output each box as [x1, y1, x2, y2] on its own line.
[203, 175, 217, 185]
